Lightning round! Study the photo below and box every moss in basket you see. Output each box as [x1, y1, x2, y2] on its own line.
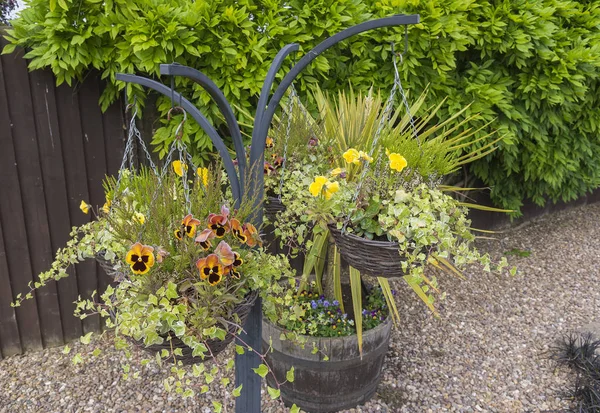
[13, 163, 298, 403]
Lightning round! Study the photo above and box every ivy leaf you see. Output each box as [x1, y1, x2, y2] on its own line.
[290, 404, 301, 413]
[232, 384, 242, 397]
[286, 367, 294, 383]
[267, 386, 280, 400]
[252, 364, 269, 378]
[212, 401, 222, 413]
[80, 332, 93, 345]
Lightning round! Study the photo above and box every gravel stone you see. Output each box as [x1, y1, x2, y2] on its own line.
[2, 203, 599, 412]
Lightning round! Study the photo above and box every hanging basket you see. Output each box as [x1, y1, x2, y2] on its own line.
[328, 224, 410, 278]
[95, 251, 126, 281]
[128, 289, 259, 365]
[264, 196, 286, 217]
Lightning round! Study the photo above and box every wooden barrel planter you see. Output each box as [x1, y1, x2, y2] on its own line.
[262, 317, 392, 413]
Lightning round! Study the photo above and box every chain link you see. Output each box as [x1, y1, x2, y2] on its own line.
[277, 85, 298, 200]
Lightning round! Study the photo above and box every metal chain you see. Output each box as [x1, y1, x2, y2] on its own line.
[342, 45, 411, 232]
[277, 85, 298, 200]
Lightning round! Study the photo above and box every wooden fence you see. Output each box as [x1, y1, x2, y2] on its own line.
[0, 36, 127, 357]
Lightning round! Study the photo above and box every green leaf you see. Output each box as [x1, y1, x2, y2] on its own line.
[286, 367, 294, 383]
[92, 348, 102, 357]
[290, 404, 301, 413]
[232, 384, 242, 397]
[62, 344, 71, 354]
[212, 401, 222, 413]
[349, 266, 363, 357]
[235, 345, 245, 355]
[80, 332, 93, 345]
[267, 386, 281, 400]
[72, 353, 83, 365]
[252, 364, 269, 378]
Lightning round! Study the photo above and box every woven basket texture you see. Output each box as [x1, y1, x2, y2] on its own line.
[264, 196, 286, 217]
[328, 224, 408, 278]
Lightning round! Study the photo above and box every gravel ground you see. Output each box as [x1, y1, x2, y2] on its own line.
[2, 203, 600, 412]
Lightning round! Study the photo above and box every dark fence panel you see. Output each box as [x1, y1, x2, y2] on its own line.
[0, 35, 126, 357]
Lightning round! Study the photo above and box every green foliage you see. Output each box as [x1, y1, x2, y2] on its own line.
[6, 0, 600, 210]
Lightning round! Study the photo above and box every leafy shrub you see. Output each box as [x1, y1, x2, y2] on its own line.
[4, 0, 600, 212]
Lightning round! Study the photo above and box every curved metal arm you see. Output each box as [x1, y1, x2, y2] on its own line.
[115, 73, 242, 205]
[159, 64, 247, 191]
[249, 13, 420, 222]
[252, 14, 420, 160]
[253, 43, 300, 129]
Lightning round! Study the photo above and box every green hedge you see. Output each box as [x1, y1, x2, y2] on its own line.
[4, 0, 600, 213]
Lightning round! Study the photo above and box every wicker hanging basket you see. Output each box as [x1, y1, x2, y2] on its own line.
[128, 289, 259, 365]
[264, 196, 286, 217]
[96, 251, 126, 281]
[328, 224, 410, 278]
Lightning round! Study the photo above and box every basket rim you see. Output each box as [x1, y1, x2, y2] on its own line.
[328, 224, 398, 248]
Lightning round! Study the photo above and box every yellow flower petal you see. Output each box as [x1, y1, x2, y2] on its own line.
[309, 176, 328, 197]
[196, 167, 209, 187]
[389, 153, 408, 172]
[134, 212, 146, 225]
[342, 148, 360, 165]
[359, 151, 373, 163]
[102, 203, 110, 214]
[172, 160, 188, 177]
[330, 167, 344, 177]
[324, 181, 340, 200]
[79, 200, 90, 214]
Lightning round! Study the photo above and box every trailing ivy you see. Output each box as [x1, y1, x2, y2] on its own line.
[4, 0, 600, 212]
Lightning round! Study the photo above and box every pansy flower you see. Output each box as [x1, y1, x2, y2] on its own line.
[226, 252, 244, 279]
[208, 205, 230, 238]
[230, 218, 247, 243]
[215, 241, 235, 267]
[358, 151, 373, 163]
[243, 223, 262, 247]
[309, 176, 339, 200]
[388, 153, 407, 172]
[265, 137, 274, 149]
[155, 246, 169, 263]
[196, 254, 224, 286]
[102, 199, 111, 214]
[273, 156, 284, 169]
[175, 214, 201, 239]
[342, 148, 360, 165]
[196, 167, 209, 187]
[125, 242, 155, 275]
[134, 212, 146, 225]
[264, 162, 275, 175]
[195, 228, 215, 250]
[172, 160, 188, 177]
[80, 200, 90, 214]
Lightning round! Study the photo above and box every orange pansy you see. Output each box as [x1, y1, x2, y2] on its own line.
[125, 242, 155, 274]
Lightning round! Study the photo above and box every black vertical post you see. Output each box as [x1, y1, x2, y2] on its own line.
[234, 297, 262, 412]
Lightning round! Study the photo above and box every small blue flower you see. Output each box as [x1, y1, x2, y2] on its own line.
[323, 300, 330, 307]
[311, 301, 317, 309]
[332, 300, 339, 306]
[362, 309, 368, 315]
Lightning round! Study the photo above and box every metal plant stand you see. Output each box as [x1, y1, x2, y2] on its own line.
[116, 13, 419, 412]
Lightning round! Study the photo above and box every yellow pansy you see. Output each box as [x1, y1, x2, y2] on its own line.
[324, 181, 339, 200]
[388, 153, 408, 172]
[309, 176, 329, 197]
[102, 198, 111, 214]
[342, 148, 360, 165]
[330, 167, 345, 177]
[134, 212, 146, 225]
[172, 160, 188, 177]
[359, 151, 373, 163]
[309, 176, 339, 200]
[197, 167, 209, 187]
[79, 200, 90, 214]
